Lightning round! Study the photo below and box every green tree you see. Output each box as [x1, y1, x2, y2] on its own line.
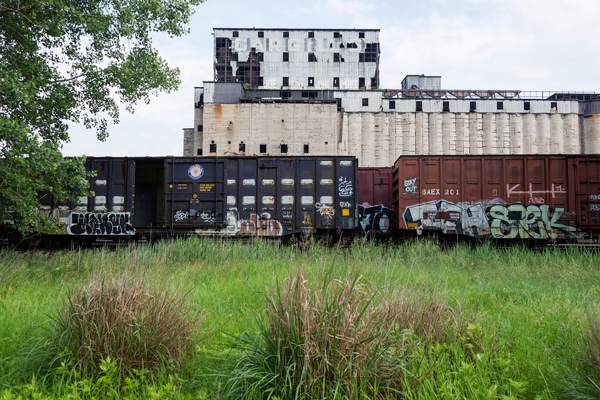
[0, 0, 203, 233]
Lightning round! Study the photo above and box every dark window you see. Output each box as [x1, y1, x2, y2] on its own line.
[209, 143, 217, 153]
[416, 101, 423, 112]
[283, 52, 289, 62]
[197, 124, 203, 132]
[303, 144, 309, 153]
[257, 77, 263, 86]
[364, 43, 379, 62]
[258, 53, 264, 61]
[524, 101, 530, 111]
[280, 90, 291, 98]
[551, 101, 557, 109]
[333, 77, 339, 87]
[333, 53, 341, 62]
[389, 100, 395, 110]
[281, 144, 288, 153]
[260, 144, 267, 153]
[232, 31, 239, 38]
[308, 77, 314, 87]
[283, 31, 289, 38]
[470, 101, 477, 112]
[302, 91, 318, 98]
[215, 37, 229, 49]
[371, 77, 377, 89]
[334, 32, 340, 38]
[358, 77, 365, 88]
[239, 142, 245, 152]
[359, 32, 365, 38]
[362, 98, 369, 106]
[308, 31, 314, 38]
[443, 101, 450, 112]
[359, 53, 365, 62]
[197, 148, 202, 156]
[308, 52, 317, 62]
[258, 31, 264, 38]
[497, 101, 503, 110]
[282, 76, 289, 86]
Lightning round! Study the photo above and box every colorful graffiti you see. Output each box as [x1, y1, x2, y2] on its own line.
[403, 200, 490, 237]
[358, 204, 392, 232]
[488, 203, 579, 239]
[67, 212, 134, 235]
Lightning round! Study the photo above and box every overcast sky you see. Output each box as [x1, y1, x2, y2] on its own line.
[62, 0, 600, 157]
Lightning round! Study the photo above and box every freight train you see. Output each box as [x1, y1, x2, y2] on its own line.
[2, 155, 600, 246]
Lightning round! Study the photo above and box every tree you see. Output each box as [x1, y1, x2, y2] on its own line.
[0, 0, 203, 233]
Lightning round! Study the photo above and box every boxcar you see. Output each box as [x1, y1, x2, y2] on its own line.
[393, 155, 600, 241]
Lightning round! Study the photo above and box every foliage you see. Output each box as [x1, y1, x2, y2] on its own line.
[50, 271, 203, 377]
[0, 0, 203, 230]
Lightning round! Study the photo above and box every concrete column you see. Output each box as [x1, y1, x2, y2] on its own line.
[428, 112, 443, 155]
[497, 113, 510, 154]
[523, 113, 536, 154]
[482, 114, 496, 154]
[510, 114, 524, 155]
[550, 114, 564, 153]
[565, 113, 582, 154]
[583, 114, 600, 154]
[415, 113, 425, 155]
[536, 114, 551, 153]
[442, 112, 455, 154]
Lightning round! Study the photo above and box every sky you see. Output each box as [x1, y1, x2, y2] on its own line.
[62, 0, 600, 157]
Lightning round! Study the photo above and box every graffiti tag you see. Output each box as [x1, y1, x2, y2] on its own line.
[200, 211, 216, 224]
[359, 204, 392, 232]
[316, 203, 335, 218]
[338, 177, 353, 197]
[403, 200, 489, 237]
[589, 203, 600, 212]
[506, 183, 566, 204]
[174, 210, 189, 222]
[403, 175, 418, 197]
[239, 212, 283, 237]
[67, 212, 134, 235]
[488, 203, 578, 239]
[339, 201, 351, 208]
[590, 194, 600, 201]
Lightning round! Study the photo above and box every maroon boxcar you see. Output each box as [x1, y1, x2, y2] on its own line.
[357, 167, 393, 232]
[392, 155, 600, 241]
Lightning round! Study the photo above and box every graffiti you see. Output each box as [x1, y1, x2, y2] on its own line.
[358, 204, 392, 232]
[174, 210, 189, 222]
[488, 203, 579, 239]
[506, 183, 566, 204]
[303, 214, 312, 226]
[200, 211, 216, 224]
[315, 203, 335, 218]
[239, 212, 283, 237]
[590, 194, 600, 201]
[338, 176, 353, 197]
[591, 203, 600, 212]
[339, 201, 352, 208]
[68, 212, 134, 235]
[403, 200, 490, 237]
[226, 209, 240, 232]
[403, 174, 418, 197]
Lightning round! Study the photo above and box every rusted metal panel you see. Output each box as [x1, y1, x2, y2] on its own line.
[357, 168, 393, 232]
[393, 155, 599, 240]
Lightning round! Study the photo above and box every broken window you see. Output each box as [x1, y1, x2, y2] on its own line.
[308, 77, 314, 87]
[416, 101, 423, 112]
[524, 101, 530, 111]
[364, 43, 379, 62]
[197, 148, 202, 156]
[258, 53, 264, 61]
[470, 101, 477, 112]
[303, 144, 309, 154]
[497, 101, 503, 110]
[333, 53, 341, 62]
[334, 32, 340, 38]
[362, 98, 369, 106]
[257, 77, 263, 86]
[443, 101, 450, 112]
[258, 31, 264, 38]
[215, 37, 229, 49]
[551, 101, 557, 109]
[260, 144, 267, 153]
[359, 53, 365, 62]
[359, 32, 365, 38]
[302, 91, 317, 99]
[232, 31, 239, 38]
[210, 143, 217, 153]
[308, 52, 317, 62]
[283, 31, 289, 38]
[333, 77, 339, 87]
[239, 142, 246, 152]
[371, 77, 377, 89]
[358, 77, 365, 88]
[389, 100, 395, 110]
[197, 124, 203, 132]
[281, 144, 288, 153]
[283, 52, 289, 62]
[282, 77, 289, 86]
[308, 31, 314, 38]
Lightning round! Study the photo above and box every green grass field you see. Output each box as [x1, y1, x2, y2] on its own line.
[0, 238, 599, 399]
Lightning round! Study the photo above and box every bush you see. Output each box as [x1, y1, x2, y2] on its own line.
[51, 271, 202, 377]
[222, 266, 475, 398]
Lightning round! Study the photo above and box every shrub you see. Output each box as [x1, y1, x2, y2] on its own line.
[222, 267, 475, 398]
[51, 271, 202, 377]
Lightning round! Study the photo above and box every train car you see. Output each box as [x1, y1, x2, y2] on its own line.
[393, 155, 600, 242]
[30, 155, 359, 243]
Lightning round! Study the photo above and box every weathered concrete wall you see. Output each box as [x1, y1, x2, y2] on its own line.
[194, 104, 596, 166]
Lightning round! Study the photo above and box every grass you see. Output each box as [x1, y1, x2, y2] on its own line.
[0, 238, 598, 399]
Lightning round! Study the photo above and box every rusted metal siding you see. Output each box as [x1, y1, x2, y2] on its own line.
[393, 155, 600, 240]
[357, 167, 393, 232]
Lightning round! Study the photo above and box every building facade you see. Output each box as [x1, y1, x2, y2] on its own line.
[184, 28, 600, 166]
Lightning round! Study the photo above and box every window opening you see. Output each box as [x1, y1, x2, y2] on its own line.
[303, 144, 309, 154]
[333, 77, 339, 87]
[524, 101, 530, 111]
[389, 100, 395, 110]
[443, 101, 450, 112]
[281, 144, 288, 153]
[308, 52, 317, 62]
[416, 101, 423, 112]
[260, 144, 267, 153]
[362, 98, 369, 106]
[308, 77, 314, 87]
[282, 76, 289, 86]
[283, 52, 289, 62]
[239, 142, 245, 152]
